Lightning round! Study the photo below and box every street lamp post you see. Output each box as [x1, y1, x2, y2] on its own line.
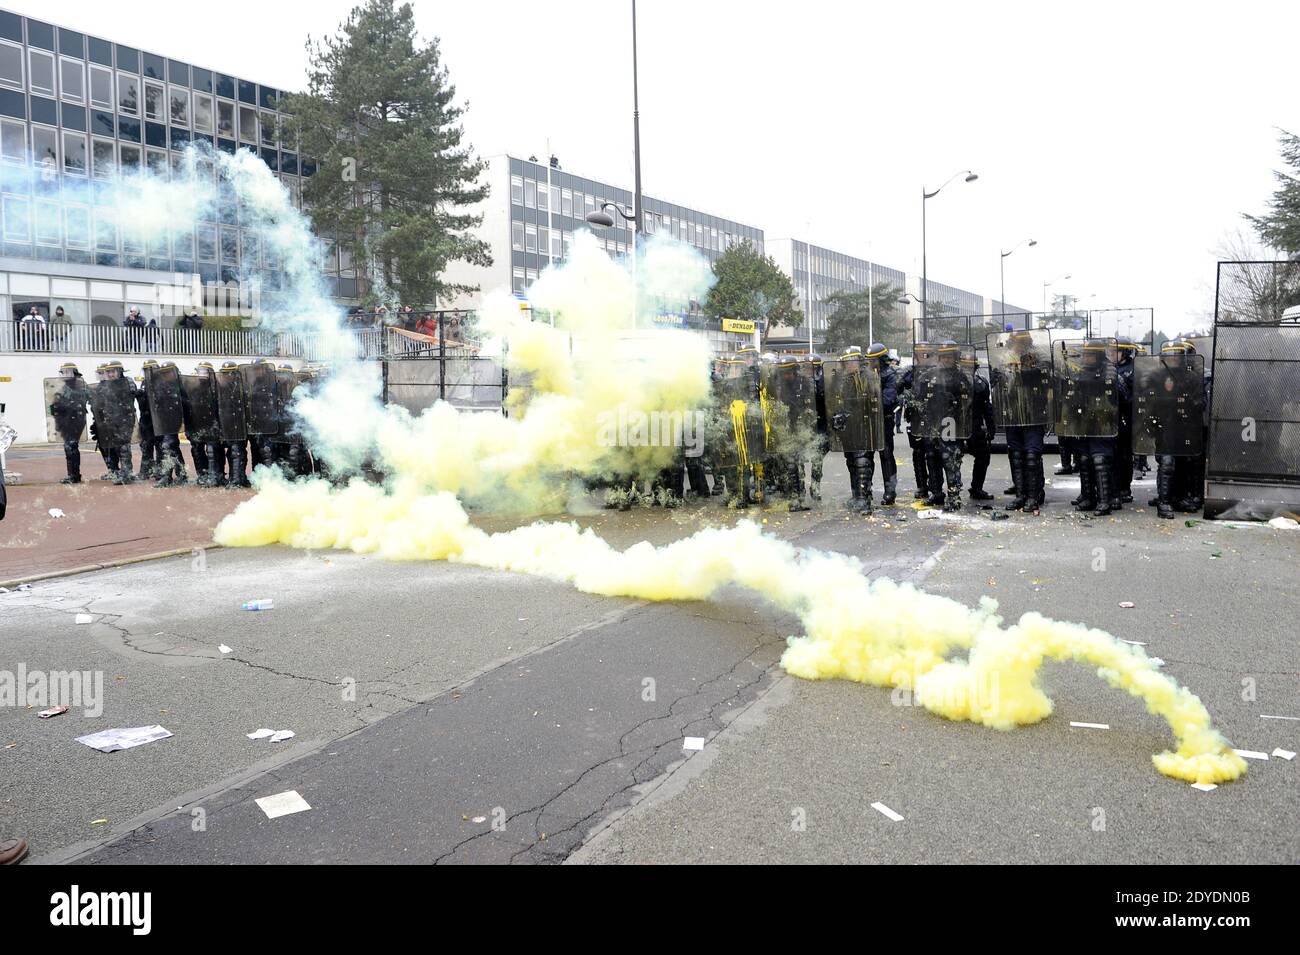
[1000, 237, 1037, 326]
[920, 169, 978, 343]
[1042, 272, 1071, 315]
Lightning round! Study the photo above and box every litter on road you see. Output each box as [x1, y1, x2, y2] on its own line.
[1118, 601, 1135, 609]
[48, 508, 65, 518]
[74, 614, 92, 625]
[242, 599, 275, 611]
[269, 730, 295, 742]
[38, 705, 69, 719]
[871, 802, 904, 822]
[255, 790, 311, 819]
[1191, 783, 1218, 792]
[683, 736, 705, 751]
[218, 644, 233, 654]
[76, 725, 173, 753]
[1069, 722, 1110, 730]
[1232, 749, 1270, 761]
[247, 729, 276, 740]
[1272, 749, 1295, 760]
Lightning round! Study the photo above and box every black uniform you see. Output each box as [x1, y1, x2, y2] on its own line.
[134, 383, 160, 480]
[49, 376, 91, 483]
[899, 366, 928, 498]
[862, 358, 898, 504]
[1114, 352, 1136, 502]
[965, 373, 996, 499]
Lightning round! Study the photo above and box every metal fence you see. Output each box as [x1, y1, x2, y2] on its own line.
[382, 355, 505, 414]
[913, 309, 1156, 351]
[1205, 261, 1300, 518]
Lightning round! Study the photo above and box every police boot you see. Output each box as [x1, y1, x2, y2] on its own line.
[882, 473, 897, 506]
[845, 456, 864, 511]
[1006, 451, 1027, 511]
[1074, 460, 1097, 511]
[788, 463, 810, 512]
[912, 449, 929, 499]
[1156, 462, 1176, 519]
[969, 454, 993, 500]
[1092, 454, 1114, 516]
[860, 454, 875, 514]
[62, 444, 82, 484]
[229, 446, 252, 489]
[808, 476, 821, 502]
[1026, 451, 1046, 513]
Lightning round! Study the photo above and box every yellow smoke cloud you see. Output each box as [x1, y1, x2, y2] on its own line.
[216, 472, 1246, 785]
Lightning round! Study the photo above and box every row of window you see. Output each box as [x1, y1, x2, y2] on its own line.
[509, 171, 748, 256]
[0, 122, 303, 207]
[509, 220, 634, 261]
[0, 16, 279, 106]
[0, 192, 291, 268]
[0, 45, 291, 148]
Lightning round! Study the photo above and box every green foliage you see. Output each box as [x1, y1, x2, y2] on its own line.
[704, 240, 803, 329]
[1245, 129, 1300, 255]
[820, 282, 907, 355]
[282, 0, 491, 307]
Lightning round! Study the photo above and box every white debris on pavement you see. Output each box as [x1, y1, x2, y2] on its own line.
[74, 614, 92, 625]
[269, 730, 295, 742]
[246, 729, 276, 740]
[1191, 783, 1218, 792]
[76, 725, 173, 753]
[682, 736, 705, 751]
[1232, 749, 1270, 761]
[255, 790, 311, 819]
[1069, 722, 1110, 730]
[48, 508, 65, 518]
[871, 802, 904, 822]
[1271, 749, 1296, 760]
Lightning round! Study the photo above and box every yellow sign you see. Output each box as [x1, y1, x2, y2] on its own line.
[0, 376, 11, 382]
[722, 318, 756, 333]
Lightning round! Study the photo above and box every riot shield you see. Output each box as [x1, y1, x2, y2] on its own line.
[275, 370, 300, 442]
[45, 377, 90, 443]
[823, 358, 884, 452]
[709, 360, 766, 469]
[914, 345, 974, 440]
[986, 330, 1053, 428]
[240, 362, 279, 435]
[146, 365, 183, 436]
[91, 376, 137, 448]
[1052, 339, 1119, 438]
[180, 374, 221, 445]
[216, 367, 248, 441]
[1132, 355, 1206, 455]
[759, 361, 814, 456]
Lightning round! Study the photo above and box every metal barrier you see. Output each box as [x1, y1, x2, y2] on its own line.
[1205, 260, 1300, 519]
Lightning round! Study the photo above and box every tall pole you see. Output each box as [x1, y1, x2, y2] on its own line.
[1000, 255, 1006, 324]
[920, 187, 927, 345]
[631, 0, 643, 237]
[631, 0, 642, 327]
[868, 260, 874, 345]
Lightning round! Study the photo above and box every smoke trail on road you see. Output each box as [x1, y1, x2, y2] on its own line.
[214, 474, 1246, 785]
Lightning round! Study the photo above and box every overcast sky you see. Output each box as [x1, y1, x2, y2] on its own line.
[19, 0, 1298, 333]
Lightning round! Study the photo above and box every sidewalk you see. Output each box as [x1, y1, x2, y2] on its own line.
[0, 443, 252, 584]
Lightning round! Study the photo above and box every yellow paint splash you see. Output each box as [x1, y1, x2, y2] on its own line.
[216, 473, 1246, 785]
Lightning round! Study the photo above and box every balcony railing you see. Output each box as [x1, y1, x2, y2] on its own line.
[1, 322, 393, 362]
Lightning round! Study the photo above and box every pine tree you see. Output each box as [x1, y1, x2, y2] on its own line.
[283, 0, 491, 307]
[1245, 128, 1300, 255]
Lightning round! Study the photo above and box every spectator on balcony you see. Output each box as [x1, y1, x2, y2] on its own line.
[178, 310, 203, 355]
[20, 307, 48, 351]
[373, 304, 391, 329]
[144, 315, 161, 354]
[50, 306, 73, 352]
[123, 308, 145, 353]
[399, 304, 417, 331]
[415, 312, 437, 338]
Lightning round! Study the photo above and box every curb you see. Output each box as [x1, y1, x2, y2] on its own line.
[0, 544, 221, 589]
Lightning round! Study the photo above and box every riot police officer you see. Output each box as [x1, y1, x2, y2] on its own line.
[964, 354, 996, 502]
[135, 361, 160, 481]
[1112, 338, 1138, 504]
[1072, 339, 1129, 516]
[49, 362, 90, 484]
[802, 354, 829, 501]
[899, 347, 929, 499]
[152, 361, 188, 487]
[864, 343, 898, 505]
[920, 342, 971, 512]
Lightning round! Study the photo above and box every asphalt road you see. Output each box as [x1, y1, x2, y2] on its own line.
[3, 455, 1296, 864]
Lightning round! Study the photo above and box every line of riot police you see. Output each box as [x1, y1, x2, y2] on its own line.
[696, 332, 1211, 519]
[46, 359, 325, 488]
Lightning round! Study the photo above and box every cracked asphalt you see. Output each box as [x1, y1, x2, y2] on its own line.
[3, 455, 1297, 863]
